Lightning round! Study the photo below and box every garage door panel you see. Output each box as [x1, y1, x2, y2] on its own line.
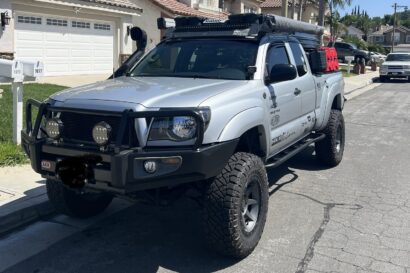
[16, 31, 43, 41]
[45, 32, 70, 42]
[16, 48, 43, 58]
[15, 12, 114, 76]
[94, 49, 113, 57]
[45, 63, 70, 74]
[45, 48, 70, 57]
[71, 49, 93, 57]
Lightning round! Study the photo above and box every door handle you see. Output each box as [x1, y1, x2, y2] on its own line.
[294, 88, 302, 96]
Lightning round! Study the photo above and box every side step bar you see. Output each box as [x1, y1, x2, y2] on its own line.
[265, 133, 325, 169]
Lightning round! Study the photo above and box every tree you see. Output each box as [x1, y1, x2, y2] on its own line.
[318, 0, 352, 26]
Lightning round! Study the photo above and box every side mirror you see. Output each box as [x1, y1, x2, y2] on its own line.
[130, 27, 147, 51]
[268, 64, 297, 84]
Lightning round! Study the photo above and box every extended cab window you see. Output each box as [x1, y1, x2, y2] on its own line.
[266, 45, 290, 72]
[289, 42, 308, 76]
[130, 40, 258, 80]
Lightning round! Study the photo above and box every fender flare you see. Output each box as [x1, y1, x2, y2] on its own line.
[218, 107, 268, 156]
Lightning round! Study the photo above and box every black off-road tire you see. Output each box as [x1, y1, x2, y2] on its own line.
[380, 76, 388, 82]
[203, 152, 269, 259]
[46, 179, 113, 218]
[315, 110, 345, 167]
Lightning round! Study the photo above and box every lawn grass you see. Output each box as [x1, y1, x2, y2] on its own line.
[0, 83, 67, 166]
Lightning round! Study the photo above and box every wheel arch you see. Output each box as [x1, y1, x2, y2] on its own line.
[217, 107, 268, 160]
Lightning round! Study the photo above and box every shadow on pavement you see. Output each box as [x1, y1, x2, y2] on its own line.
[5, 148, 322, 273]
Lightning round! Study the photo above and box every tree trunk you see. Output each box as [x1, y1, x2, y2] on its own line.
[298, 0, 303, 21]
[291, 0, 296, 19]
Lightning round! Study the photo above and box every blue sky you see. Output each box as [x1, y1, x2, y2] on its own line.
[335, 0, 409, 18]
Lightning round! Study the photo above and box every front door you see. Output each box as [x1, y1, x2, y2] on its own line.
[265, 43, 303, 156]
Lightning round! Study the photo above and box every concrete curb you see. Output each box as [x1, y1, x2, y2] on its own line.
[345, 76, 379, 95]
[0, 193, 55, 237]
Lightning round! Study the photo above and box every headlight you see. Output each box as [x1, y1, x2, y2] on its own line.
[92, 121, 112, 146]
[45, 118, 63, 139]
[148, 108, 211, 142]
[404, 65, 410, 69]
[149, 116, 197, 141]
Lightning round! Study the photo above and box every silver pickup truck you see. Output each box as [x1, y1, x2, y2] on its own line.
[22, 14, 345, 258]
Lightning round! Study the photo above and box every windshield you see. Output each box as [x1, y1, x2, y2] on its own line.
[386, 54, 410, 62]
[130, 39, 258, 80]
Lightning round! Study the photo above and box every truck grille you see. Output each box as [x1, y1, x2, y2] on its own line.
[388, 65, 403, 69]
[59, 112, 137, 147]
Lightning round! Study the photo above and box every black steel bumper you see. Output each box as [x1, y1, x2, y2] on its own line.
[22, 99, 238, 194]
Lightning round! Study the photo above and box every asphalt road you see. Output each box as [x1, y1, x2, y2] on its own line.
[1, 80, 410, 273]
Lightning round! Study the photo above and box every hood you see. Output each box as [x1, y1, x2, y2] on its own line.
[51, 76, 246, 109]
[382, 61, 410, 66]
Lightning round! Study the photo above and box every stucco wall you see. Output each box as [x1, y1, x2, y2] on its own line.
[0, 0, 14, 54]
[131, 0, 162, 51]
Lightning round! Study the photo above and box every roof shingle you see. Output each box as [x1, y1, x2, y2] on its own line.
[80, 0, 142, 11]
[151, 0, 228, 19]
[260, 0, 294, 8]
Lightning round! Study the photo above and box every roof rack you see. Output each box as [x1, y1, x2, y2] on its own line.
[158, 13, 324, 40]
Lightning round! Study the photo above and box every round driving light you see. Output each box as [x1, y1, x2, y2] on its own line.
[171, 116, 197, 140]
[45, 118, 63, 139]
[92, 121, 111, 146]
[144, 160, 157, 174]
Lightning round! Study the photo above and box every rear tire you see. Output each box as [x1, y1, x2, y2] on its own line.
[46, 179, 113, 218]
[315, 110, 345, 167]
[203, 152, 269, 259]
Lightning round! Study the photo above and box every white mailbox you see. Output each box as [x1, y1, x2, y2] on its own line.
[0, 59, 24, 81]
[0, 58, 43, 144]
[16, 59, 44, 78]
[345, 56, 355, 62]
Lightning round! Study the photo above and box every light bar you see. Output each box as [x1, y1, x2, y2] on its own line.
[157, 18, 176, 29]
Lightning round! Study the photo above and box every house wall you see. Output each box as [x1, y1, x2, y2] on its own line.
[385, 30, 407, 44]
[132, 0, 163, 51]
[301, 5, 318, 24]
[0, 0, 14, 55]
[261, 4, 318, 24]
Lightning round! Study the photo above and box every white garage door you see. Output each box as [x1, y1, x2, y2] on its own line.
[15, 13, 114, 76]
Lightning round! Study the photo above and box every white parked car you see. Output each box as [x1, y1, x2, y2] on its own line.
[380, 52, 410, 82]
[370, 51, 386, 62]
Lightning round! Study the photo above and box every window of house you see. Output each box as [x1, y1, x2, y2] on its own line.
[244, 6, 257, 13]
[17, 16, 41, 25]
[289, 42, 308, 76]
[72, 21, 90, 29]
[94, 23, 110, 30]
[394, 32, 400, 42]
[46, 18, 68, 27]
[406, 35, 410, 43]
[374, 36, 384, 43]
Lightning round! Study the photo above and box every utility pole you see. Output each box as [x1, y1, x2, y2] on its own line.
[282, 0, 288, 17]
[391, 3, 408, 53]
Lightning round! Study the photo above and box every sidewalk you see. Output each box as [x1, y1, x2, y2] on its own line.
[0, 70, 381, 236]
[0, 165, 53, 236]
[344, 70, 379, 94]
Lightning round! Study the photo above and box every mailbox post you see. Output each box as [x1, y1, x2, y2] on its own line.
[0, 59, 43, 144]
[345, 56, 355, 74]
